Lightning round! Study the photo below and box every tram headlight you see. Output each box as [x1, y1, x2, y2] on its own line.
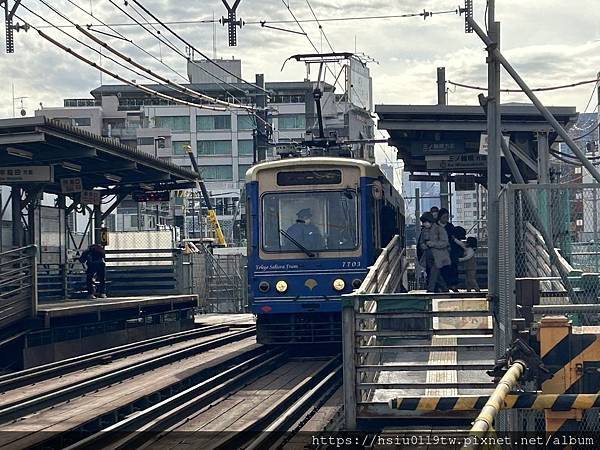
[352, 278, 363, 289]
[333, 278, 346, 291]
[258, 281, 270, 292]
[275, 280, 288, 293]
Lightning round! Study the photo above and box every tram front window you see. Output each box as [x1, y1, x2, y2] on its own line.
[262, 190, 358, 254]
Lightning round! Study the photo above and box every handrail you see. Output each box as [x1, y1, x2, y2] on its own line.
[0, 244, 37, 257]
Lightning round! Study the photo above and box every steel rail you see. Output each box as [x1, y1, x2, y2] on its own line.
[213, 356, 342, 450]
[244, 363, 342, 450]
[0, 323, 242, 391]
[0, 327, 256, 423]
[65, 349, 287, 450]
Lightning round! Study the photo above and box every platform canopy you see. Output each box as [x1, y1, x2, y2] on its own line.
[376, 103, 578, 180]
[0, 116, 197, 194]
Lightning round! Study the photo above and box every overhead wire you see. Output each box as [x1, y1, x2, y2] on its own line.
[30, 8, 462, 28]
[128, 0, 270, 95]
[75, 24, 255, 110]
[107, 0, 248, 99]
[30, 0, 246, 110]
[15, 7, 229, 111]
[20, 2, 158, 84]
[63, 0, 189, 81]
[448, 77, 600, 93]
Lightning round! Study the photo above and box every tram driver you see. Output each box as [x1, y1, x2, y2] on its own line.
[285, 208, 324, 251]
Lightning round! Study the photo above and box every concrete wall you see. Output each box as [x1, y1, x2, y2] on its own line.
[22, 318, 194, 368]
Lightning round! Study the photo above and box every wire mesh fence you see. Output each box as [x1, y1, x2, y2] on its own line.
[497, 183, 600, 433]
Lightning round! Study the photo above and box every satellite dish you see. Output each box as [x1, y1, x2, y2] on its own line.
[20, 109, 26, 116]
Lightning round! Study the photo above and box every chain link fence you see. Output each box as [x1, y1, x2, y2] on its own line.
[497, 183, 600, 433]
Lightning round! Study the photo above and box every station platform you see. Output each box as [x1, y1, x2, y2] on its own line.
[195, 313, 255, 327]
[37, 294, 198, 328]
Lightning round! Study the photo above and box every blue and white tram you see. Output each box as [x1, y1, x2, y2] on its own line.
[245, 157, 405, 345]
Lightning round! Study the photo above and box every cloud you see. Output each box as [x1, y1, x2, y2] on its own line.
[0, 0, 598, 120]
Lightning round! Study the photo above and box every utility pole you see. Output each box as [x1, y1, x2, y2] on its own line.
[437, 67, 450, 210]
[486, 1, 502, 309]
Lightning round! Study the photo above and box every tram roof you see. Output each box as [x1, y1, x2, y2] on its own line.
[245, 156, 382, 182]
[0, 116, 198, 195]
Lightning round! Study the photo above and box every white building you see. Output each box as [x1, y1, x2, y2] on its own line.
[35, 59, 375, 241]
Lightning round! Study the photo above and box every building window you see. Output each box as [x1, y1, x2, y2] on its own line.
[202, 165, 233, 181]
[197, 140, 232, 156]
[172, 141, 191, 155]
[73, 117, 91, 126]
[270, 94, 305, 104]
[239, 164, 251, 181]
[137, 137, 155, 146]
[129, 215, 138, 228]
[154, 116, 190, 132]
[237, 115, 255, 130]
[196, 115, 231, 131]
[278, 114, 306, 130]
[238, 140, 254, 156]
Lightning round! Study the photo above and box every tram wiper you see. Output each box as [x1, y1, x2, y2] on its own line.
[279, 229, 315, 257]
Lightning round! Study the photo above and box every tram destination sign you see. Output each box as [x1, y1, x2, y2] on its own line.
[0, 166, 53, 183]
[425, 154, 487, 171]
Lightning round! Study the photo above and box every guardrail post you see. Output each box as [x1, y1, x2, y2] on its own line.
[342, 295, 357, 430]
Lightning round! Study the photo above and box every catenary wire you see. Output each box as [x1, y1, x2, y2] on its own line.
[14, 9, 229, 111]
[107, 0, 249, 99]
[128, 0, 269, 94]
[64, 0, 189, 81]
[31, 0, 246, 110]
[448, 77, 600, 93]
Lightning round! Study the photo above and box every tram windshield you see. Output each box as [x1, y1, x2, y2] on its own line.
[262, 190, 358, 254]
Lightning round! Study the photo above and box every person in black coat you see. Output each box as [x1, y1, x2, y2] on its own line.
[79, 244, 107, 299]
[437, 208, 463, 292]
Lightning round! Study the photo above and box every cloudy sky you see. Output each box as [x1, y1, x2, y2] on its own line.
[1, 0, 599, 166]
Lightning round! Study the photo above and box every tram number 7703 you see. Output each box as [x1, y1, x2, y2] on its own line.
[342, 261, 361, 268]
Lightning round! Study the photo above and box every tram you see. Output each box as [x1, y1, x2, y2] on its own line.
[245, 157, 405, 345]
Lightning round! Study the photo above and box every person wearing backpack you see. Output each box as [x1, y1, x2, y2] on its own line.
[79, 244, 107, 299]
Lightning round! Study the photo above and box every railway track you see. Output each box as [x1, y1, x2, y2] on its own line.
[0, 322, 251, 392]
[0, 327, 258, 449]
[61, 354, 341, 450]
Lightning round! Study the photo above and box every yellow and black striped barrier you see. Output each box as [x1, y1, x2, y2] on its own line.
[389, 393, 600, 411]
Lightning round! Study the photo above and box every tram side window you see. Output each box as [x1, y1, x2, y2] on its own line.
[380, 202, 396, 247]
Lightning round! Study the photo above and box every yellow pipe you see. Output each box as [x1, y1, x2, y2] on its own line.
[464, 360, 526, 449]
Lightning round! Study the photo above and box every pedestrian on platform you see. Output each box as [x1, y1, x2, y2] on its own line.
[430, 206, 439, 221]
[459, 237, 480, 292]
[417, 212, 434, 288]
[79, 243, 107, 299]
[420, 212, 451, 293]
[438, 208, 461, 292]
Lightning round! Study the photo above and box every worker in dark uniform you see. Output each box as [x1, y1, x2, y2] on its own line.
[79, 243, 107, 299]
[285, 208, 324, 251]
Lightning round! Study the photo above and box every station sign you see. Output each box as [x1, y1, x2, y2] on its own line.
[426, 154, 487, 171]
[0, 166, 53, 183]
[81, 189, 101, 205]
[411, 140, 480, 156]
[61, 177, 83, 193]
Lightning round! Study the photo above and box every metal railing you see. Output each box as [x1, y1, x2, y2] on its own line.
[0, 245, 37, 330]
